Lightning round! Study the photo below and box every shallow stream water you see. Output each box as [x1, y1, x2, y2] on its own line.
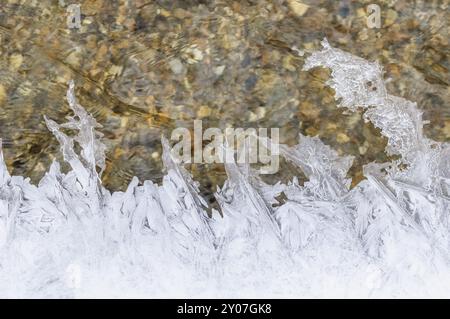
[0, 0, 448, 202]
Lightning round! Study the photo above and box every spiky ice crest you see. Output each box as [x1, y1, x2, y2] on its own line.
[0, 40, 449, 298]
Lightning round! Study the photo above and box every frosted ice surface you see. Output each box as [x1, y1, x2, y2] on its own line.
[303, 39, 430, 163]
[0, 40, 449, 298]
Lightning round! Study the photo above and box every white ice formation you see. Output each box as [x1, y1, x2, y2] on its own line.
[0, 39, 448, 298]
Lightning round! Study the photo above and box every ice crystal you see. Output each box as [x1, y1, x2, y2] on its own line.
[0, 40, 449, 298]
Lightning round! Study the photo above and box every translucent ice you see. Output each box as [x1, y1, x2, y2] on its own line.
[0, 40, 449, 298]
